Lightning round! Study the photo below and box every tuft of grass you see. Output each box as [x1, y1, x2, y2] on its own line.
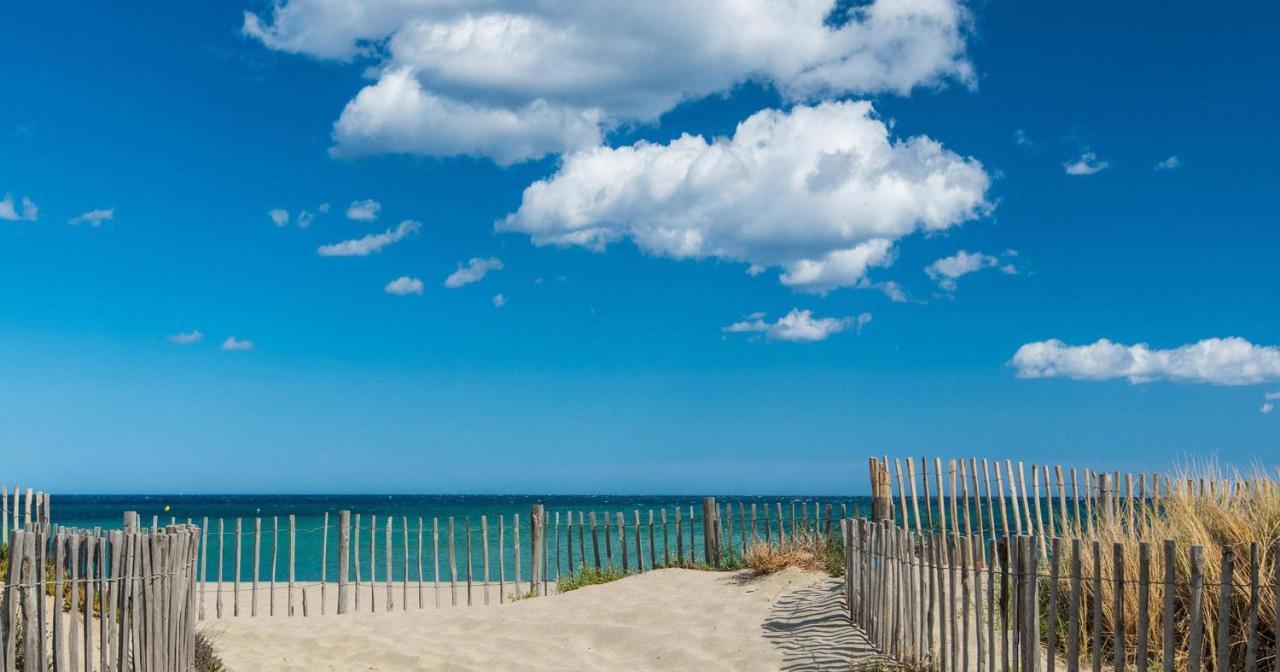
[823, 534, 845, 577]
[744, 531, 842, 575]
[656, 548, 745, 572]
[717, 547, 747, 571]
[557, 566, 627, 593]
[508, 588, 540, 601]
[194, 630, 226, 672]
[657, 557, 714, 570]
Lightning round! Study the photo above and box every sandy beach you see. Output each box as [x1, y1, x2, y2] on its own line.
[201, 567, 876, 671]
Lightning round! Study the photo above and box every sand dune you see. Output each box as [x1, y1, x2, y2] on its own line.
[204, 568, 877, 671]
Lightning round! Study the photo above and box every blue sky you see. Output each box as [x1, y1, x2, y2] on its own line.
[2, 1, 1277, 494]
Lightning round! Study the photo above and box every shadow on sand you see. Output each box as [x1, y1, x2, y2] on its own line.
[762, 578, 885, 671]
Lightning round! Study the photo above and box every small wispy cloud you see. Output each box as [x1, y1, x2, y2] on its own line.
[0, 194, 38, 221]
[68, 208, 114, 227]
[1064, 151, 1109, 176]
[346, 199, 381, 222]
[1154, 156, 1182, 171]
[168, 330, 204, 345]
[1263, 391, 1280, 414]
[1013, 129, 1034, 149]
[492, 293, 507, 308]
[385, 276, 424, 295]
[271, 203, 327, 228]
[221, 336, 254, 352]
[925, 250, 1017, 292]
[317, 220, 421, 257]
[876, 280, 909, 303]
[445, 257, 504, 288]
[724, 308, 869, 343]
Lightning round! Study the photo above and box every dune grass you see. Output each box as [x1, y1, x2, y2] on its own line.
[1048, 464, 1280, 671]
[744, 531, 844, 576]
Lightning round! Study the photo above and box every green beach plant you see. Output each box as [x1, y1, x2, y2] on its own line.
[508, 588, 540, 601]
[556, 566, 626, 593]
[194, 630, 226, 672]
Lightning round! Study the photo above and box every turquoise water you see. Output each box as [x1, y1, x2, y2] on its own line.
[47, 495, 869, 582]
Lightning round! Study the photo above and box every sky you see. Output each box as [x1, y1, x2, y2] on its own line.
[1, 1, 1277, 495]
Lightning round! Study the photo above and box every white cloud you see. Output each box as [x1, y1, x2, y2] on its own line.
[1266, 391, 1280, 400]
[221, 337, 254, 352]
[1262, 402, 1275, 415]
[1155, 156, 1182, 171]
[245, 0, 975, 163]
[500, 101, 990, 293]
[1010, 337, 1280, 386]
[271, 205, 325, 228]
[724, 308, 869, 343]
[868, 279, 909, 303]
[68, 208, 114, 227]
[384, 276, 424, 295]
[444, 257, 504, 288]
[346, 199, 381, 222]
[492, 293, 507, 308]
[332, 70, 603, 166]
[1064, 151, 1109, 176]
[0, 194, 38, 221]
[168, 331, 204, 345]
[925, 250, 1015, 291]
[317, 219, 421, 257]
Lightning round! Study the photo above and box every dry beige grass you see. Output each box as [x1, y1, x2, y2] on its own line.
[1049, 464, 1280, 671]
[744, 532, 838, 575]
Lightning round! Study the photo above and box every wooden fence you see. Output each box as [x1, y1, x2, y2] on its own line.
[849, 456, 1280, 672]
[864, 456, 1274, 544]
[191, 497, 853, 619]
[0, 524, 201, 672]
[2, 486, 51, 546]
[843, 519, 1280, 672]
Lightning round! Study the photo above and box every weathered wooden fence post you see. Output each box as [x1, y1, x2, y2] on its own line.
[870, 458, 892, 523]
[530, 504, 545, 595]
[1188, 544, 1205, 672]
[1098, 472, 1113, 527]
[701, 497, 718, 565]
[337, 510, 351, 614]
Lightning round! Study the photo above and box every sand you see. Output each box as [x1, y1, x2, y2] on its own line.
[203, 568, 878, 671]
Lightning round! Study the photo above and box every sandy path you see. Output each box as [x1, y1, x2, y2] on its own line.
[204, 568, 875, 671]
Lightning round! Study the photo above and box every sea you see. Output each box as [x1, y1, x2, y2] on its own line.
[43, 494, 871, 582]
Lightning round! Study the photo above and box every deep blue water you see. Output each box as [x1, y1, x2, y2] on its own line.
[45, 494, 871, 582]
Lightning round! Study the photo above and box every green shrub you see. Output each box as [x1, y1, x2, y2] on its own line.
[194, 630, 226, 672]
[557, 566, 627, 593]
